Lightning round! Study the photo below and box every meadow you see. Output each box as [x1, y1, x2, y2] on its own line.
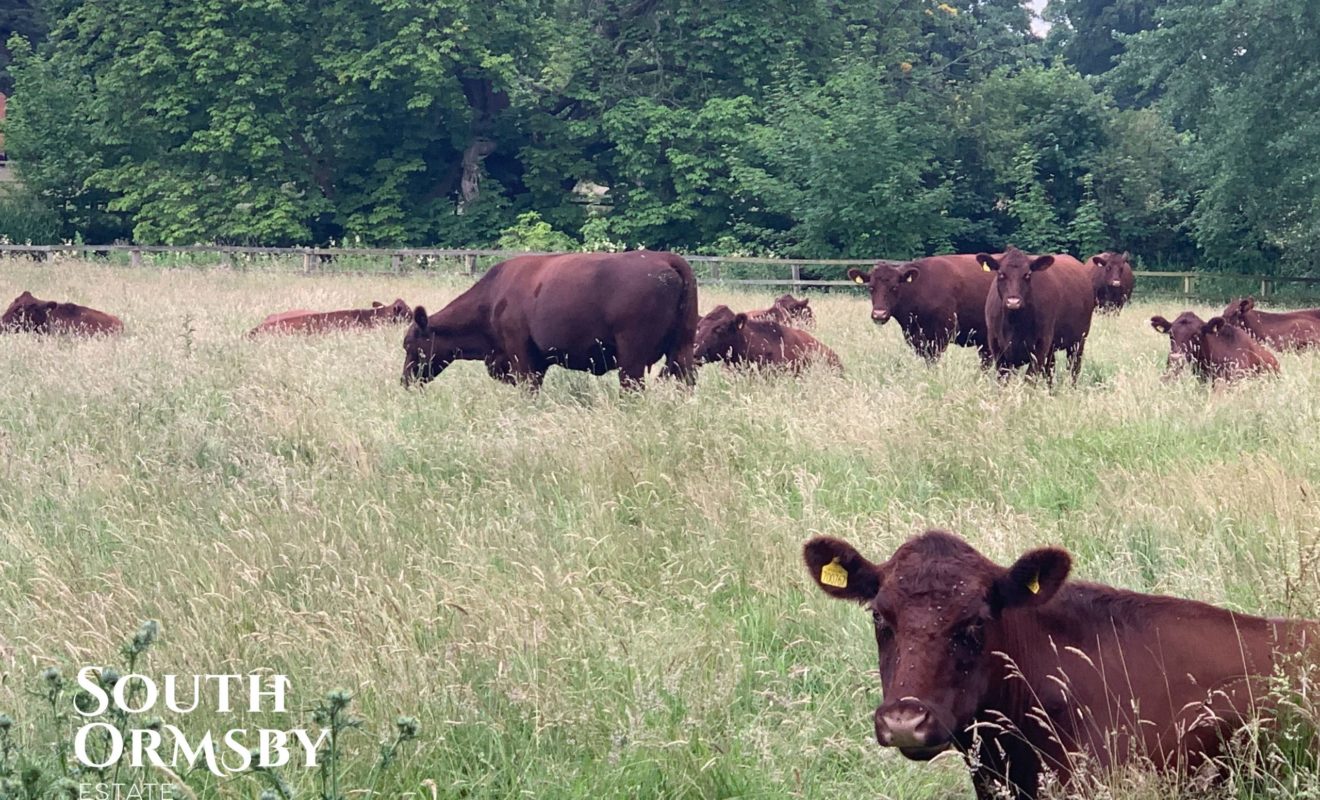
[1, 259, 1318, 799]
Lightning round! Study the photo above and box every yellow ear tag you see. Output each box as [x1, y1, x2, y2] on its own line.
[905, 274, 914, 283]
[1027, 574, 1041, 595]
[853, 275, 865, 285]
[820, 558, 848, 589]
[981, 262, 991, 272]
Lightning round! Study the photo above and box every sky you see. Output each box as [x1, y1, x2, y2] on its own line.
[1027, 0, 1051, 36]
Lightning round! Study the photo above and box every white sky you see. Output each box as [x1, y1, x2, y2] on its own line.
[1027, 0, 1051, 36]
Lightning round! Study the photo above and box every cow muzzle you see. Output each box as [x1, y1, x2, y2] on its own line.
[1003, 296, 1023, 310]
[872, 308, 891, 324]
[875, 700, 949, 759]
[1109, 279, 1123, 288]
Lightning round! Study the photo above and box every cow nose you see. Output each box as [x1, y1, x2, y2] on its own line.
[875, 701, 932, 749]
[1109, 279, 1122, 287]
[1004, 296, 1023, 310]
[872, 308, 890, 323]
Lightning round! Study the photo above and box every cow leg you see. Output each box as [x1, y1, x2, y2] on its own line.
[617, 363, 647, 391]
[659, 348, 696, 386]
[1066, 339, 1086, 385]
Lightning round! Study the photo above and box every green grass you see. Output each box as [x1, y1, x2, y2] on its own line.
[0, 258, 1317, 798]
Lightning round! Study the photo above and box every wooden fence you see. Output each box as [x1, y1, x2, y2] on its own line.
[0, 243, 1311, 298]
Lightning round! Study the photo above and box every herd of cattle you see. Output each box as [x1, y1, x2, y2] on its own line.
[5, 249, 1320, 797]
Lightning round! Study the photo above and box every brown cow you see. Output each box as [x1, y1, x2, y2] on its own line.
[804, 530, 1319, 800]
[981, 247, 1096, 383]
[402, 250, 697, 390]
[1088, 250, 1135, 312]
[249, 299, 412, 336]
[1221, 296, 1320, 351]
[1151, 311, 1279, 382]
[749, 294, 814, 328]
[2, 291, 123, 335]
[847, 254, 996, 363]
[694, 305, 841, 373]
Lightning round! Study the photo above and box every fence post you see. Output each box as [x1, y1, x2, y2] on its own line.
[130, 248, 142, 269]
[1182, 275, 1192, 296]
[791, 263, 802, 292]
[391, 253, 403, 273]
[464, 253, 477, 276]
[303, 248, 315, 273]
[710, 261, 721, 282]
[1260, 278, 1270, 298]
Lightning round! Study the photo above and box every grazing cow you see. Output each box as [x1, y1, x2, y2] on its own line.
[749, 294, 815, 328]
[847, 255, 997, 363]
[803, 530, 1319, 800]
[1221, 296, 1320, 351]
[694, 304, 841, 373]
[249, 299, 412, 336]
[1088, 251, 1135, 312]
[2, 291, 123, 335]
[981, 247, 1096, 383]
[402, 250, 698, 390]
[1150, 311, 1278, 382]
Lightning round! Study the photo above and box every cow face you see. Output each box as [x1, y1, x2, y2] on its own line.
[2, 291, 59, 332]
[375, 298, 413, 322]
[847, 264, 919, 324]
[1151, 311, 1222, 370]
[401, 305, 489, 385]
[694, 305, 747, 363]
[980, 247, 1052, 313]
[804, 531, 1070, 760]
[1091, 251, 1131, 289]
[1220, 298, 1256, 330]
[775, 294, 814, 325]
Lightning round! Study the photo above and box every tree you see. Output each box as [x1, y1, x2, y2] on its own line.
[0, 0, 44, 94]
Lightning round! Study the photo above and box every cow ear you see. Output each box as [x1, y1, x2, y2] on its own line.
[1203, 316, 1226, 335]
[1150, 316, 1171, 334]
[1091, 255, 1106, 268]
[44, 301, 58, 311]
[412, 306, 429, 330]
[1122, 251, 1130, 260]
[735, 313, 748, 330]
[900, 267, 919, 284]
[977, 254, 999, 272]
[1029, 255, 1054, 272]
[803, 537, 883, 603]
[372, 301, 384, 308]
[1242, 297, 1255, 312]
[847, 268, 868, 285]
[992, 547, 1071, 612]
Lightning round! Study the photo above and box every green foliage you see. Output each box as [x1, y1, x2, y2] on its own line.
[0, 187, 60, 243]
[1070, 173, 1108, 256]
[1007, 145, 1065, 252]
[496, 211, 577, 252]
[0, 0, 44, 94]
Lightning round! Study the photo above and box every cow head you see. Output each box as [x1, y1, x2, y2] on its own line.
[372, 298, 413, 322]
[694, 305, 748, 364]
[774, 294, 814, 325]
[1151, 311, 1223, 371]
[2, 291, 59, 332]
[400, 305, 490, 385]
[847, 263, 920, 325]
[980, 247, 1052, 313]
[804, 531, 1070, 760]
[1090, 251, 1131, 289]
[1220, 297, 1256, 330]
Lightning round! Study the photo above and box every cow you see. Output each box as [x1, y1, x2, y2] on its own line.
[803, 529, 1319, 800]
[1220, 297, 1320, 351]
[401, 250, 698, 390]
[980, 247, 1096, 383]
[694, 305, 841, 373]
[847, 255, 996, 363]
[1150, 311, 1279, 382]
[249, 299, 412, 336]
[2, 291, 123, 335]
[1088, 251, 1135, 312]
[749, 294, 815, 329]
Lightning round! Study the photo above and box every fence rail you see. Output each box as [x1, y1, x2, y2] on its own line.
[0, 243, 1310, 297]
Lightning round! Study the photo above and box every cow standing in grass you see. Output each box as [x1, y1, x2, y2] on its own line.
[2, 291, 123, 335]
[981, 247, 1096, 383]
[1220, 297, 1320, 351]
[1151, 311, 1279, 382]
[402, 250, 698, 390]
[1088, 251, 1135, 312]
[847, 255, 997, 363]
[803, 530, 1319, 800]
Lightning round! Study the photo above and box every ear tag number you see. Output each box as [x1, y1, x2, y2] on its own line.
[820, 558, 848, 588]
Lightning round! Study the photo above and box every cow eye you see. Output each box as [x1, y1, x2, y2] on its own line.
[951, 622, 984, 653]
[871, 610, 892, 634]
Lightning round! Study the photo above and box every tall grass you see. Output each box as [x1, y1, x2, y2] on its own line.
[0, 259, 1316, 798]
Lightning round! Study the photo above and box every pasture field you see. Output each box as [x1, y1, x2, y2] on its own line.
[1, 260, 1318, 799]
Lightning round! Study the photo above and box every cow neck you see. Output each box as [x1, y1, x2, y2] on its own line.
[429, 286, 496, 359]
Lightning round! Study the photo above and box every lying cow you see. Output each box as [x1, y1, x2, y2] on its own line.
[981, 247, 1095, 383]
[1151, 311, 1278, 382]
[1088, 250, 1135, 312]
[749, 294, 814, 328]
[1221, 296, 1320, 351]
[402, 250, 697, 390]
[804, 530, 1319, 800]
[694, 305, 841, 373]
[848, 255, 996, 363]
[2, 291, 123, 335]
[249, 299, 412, 336]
